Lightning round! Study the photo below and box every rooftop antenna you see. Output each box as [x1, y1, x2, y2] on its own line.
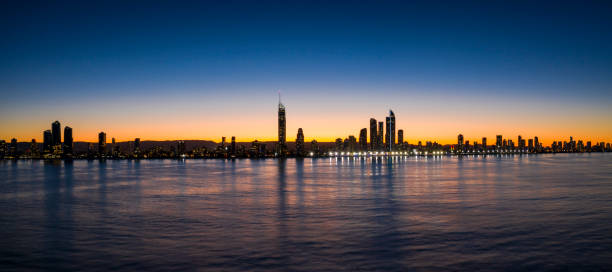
[278, 89, 284, 108]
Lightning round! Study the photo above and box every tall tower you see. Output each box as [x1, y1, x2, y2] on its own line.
[231, 136, 236, 155]
[359, 128, 368, 151]
[496, 135, 503, 149]
[277, 94, 287, 155]
[43, 130, 52, 153]
[369, 118, 377, 150]
[377, 121, 384, 150]
[458, 134, 464, 151]
[296, 128, 304, 156]
[482, 137, 487, 150]
[385, 110, 395, 151]
[98, 132, 106, 155]
[397, 129, 404, 149]
[52, 120, 61, 147]
[64, 126, 73, 155]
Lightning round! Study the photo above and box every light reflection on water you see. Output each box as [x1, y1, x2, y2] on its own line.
[1, 154, 611, 271]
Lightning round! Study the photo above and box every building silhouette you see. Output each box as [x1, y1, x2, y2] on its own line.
[51, 120, 61, 148]
[335, 138, 342, 151]
[231, 136, 236, 155]
[377, 121, 384, 150]
[385, 110, 396, 151]
[398, 129, 404, 148]
[311, 140, 319, 156]
[9, 138, 17, 157]
[134, 138, 141, 156]
[64, 126, 73, 155]
[30, 139, 39, 157]
[277, 97, 286, 155]
[178, 140, 186, 156]
[359, 128, 368, 150]
[369, 118, 377, 150]
[296, 128, 305, 156]
[98, 132, 106, 155]
[43, 130, 52, 153]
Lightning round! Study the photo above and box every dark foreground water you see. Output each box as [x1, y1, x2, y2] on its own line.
[1, 154, 611, 271]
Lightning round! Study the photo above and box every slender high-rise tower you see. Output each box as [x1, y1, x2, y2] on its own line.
[369, 118, 377, 150]
[98, 132, 106, 155]
[231, 136, 236, 155]
[64, 126, 73, 155]
[397, 129, 404, 148]
[43, 130, 52, 153]
[377, 121, 384, 150]
[52, 121, 61, 147]
[277, 94, 287, 155]
[385, 110, 395, 151]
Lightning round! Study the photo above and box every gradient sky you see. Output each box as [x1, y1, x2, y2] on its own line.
[1, 0, 612, 145]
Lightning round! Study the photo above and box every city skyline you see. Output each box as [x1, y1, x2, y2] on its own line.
[2, 100, 612, 146]
[1, 1, 612, 144]
[2, 102, 610, 160]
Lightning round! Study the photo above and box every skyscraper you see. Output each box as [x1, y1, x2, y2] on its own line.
[397, 129, 404, 149]
[231, 136, 236, 155]
[377, 121, 384, 150]
[64, 126, 73, 155]
[496, 135, 503, 149]
[296, 128, 304, 156]
[98, 132, 106, 155]
[385, 110, 395, 151]
[43, 130, 52, 153]
[52, 120, 61, 147]
[359, 128, 368, 151]
[369, 118, 377, 150]
[528, 139, 534, 151]
[277, 97, 286, 155]
[458, 134, 464, 151]
[348, 135, 357, 151]
[482, 137, 487, 150]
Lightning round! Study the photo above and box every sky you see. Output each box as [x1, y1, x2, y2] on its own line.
[1, 0, 611, 145]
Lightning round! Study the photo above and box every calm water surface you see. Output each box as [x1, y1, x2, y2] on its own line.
[1, 154, 611, 271]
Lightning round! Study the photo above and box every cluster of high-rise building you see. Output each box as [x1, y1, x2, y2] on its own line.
[331, 110, 407, 153]
[25, 121, 73, 158]
[1, 100, 611, 159]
